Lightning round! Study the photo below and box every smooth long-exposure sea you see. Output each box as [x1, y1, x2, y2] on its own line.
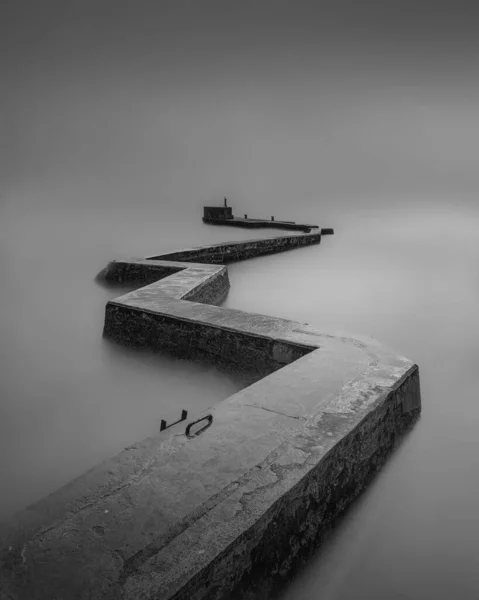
[2, 1, 479, 598]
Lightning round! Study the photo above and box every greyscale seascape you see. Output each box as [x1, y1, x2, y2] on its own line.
[2, 1, 479, 599]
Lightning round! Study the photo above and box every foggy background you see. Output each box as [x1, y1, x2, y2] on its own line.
[1, 1, 479, 598]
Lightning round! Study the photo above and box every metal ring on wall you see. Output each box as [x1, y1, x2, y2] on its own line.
[185, 414, 213, 438]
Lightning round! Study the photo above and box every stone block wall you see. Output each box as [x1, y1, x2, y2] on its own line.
[204, 206, 234, 220]
[104, 303, 312, 374]
[149, 233, 321, 264]
[99, 261, 184, 285]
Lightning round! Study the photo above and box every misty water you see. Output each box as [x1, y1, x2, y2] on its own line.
[2, 1, 479, 598]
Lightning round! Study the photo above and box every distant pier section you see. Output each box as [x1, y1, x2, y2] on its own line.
[203, 198, 333, 235]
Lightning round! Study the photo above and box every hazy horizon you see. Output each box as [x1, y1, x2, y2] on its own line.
[2, 2, 479, 599]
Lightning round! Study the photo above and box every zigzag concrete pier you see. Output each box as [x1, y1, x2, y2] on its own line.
[0, 231, 421, 600]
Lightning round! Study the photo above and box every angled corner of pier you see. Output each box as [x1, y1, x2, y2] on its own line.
[0, 226, 421, 600]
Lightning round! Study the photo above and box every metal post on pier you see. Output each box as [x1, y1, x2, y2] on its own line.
[160, 409, 188, 432]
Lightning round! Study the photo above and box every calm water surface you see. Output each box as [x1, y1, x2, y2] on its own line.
[2, 1, 479, 598]
[226, 206, 479, 600]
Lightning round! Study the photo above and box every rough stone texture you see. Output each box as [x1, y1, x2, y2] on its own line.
[0, 232, 421, 600]
[104, 304, 312, 373]
[148, 232, 322, 264]
[201, 203, 319, 232]
[203, 207, 233, 220]
[98, 261, 184, 286]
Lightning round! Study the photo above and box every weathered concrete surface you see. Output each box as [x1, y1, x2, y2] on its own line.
[147, 232, 322, 264]
[0, 233, 421, 600]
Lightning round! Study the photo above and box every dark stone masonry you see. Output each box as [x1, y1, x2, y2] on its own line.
[0, 230, 421, 600]
[201, 200, 320, 233]
[147, 232, 323, 264]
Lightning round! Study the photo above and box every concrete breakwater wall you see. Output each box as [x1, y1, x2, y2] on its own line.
[202, 217, 314, 233]
[147, 231, 323, 264]
[105, 303, 312, 373]
[0, 232, 421, 600]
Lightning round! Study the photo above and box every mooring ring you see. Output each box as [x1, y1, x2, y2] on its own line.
[185, 414, 213, 438]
